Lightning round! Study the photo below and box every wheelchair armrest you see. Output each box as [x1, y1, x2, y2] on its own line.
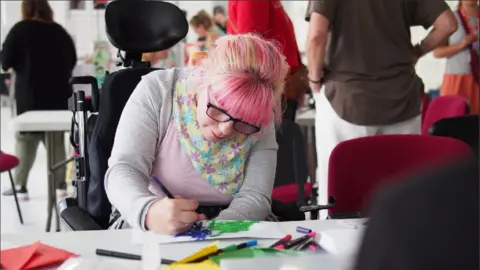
[327, 212, 364, 219]
[59, 198, 102, 231]
[299, 195, 336, 213]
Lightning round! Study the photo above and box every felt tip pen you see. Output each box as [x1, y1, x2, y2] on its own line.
[308, 241, 323, 252]
[95, 249, 175, 265]
[152, 176, 174, 199]
[294, 238, 314, 251]
[296, 226, 312, 234]
[189, 240, 257, 263]
[269, 234, 292, 248]
[275, 232, 317, 250]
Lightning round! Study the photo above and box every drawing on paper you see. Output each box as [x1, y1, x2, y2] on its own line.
[174, 220, 258, 241]
[132, 220, 285, 244]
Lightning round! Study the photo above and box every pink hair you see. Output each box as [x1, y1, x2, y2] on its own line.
[191, 33, 290, 127]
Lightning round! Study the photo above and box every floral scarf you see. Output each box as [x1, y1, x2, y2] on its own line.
[172, 80, 253, 195]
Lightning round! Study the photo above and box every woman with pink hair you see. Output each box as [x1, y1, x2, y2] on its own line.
[104, 34, 289, 234]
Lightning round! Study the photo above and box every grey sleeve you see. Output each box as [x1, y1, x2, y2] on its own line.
[216, 122, 278, 221]
[104, 75, 165, 231]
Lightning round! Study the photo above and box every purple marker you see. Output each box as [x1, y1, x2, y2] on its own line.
[296, 226, 312, 234]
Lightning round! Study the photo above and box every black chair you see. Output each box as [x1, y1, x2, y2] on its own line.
[429, 115, 479, 159]
[272, 120, 331, 221]
[59, 0, 331, 231]
[59, 0, 189, 231]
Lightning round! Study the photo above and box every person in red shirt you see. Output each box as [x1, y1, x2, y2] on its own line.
[227, 0, 306, 120]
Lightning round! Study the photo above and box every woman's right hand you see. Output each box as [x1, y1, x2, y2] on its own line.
[460, 34, 476, 48]
[145, 196, 206, 234]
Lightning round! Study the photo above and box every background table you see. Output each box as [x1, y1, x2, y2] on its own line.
[9, 110, 73, 232]
[296, 109, 317, 202]
[1, 219, 364, 269]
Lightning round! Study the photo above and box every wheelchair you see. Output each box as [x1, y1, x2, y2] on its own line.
[59, 0, 334, 231]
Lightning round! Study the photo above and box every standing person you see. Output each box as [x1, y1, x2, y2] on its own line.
[227, 0, 307, 121]
[434, 0, 479, 114]
[0, 0, 77, 199]
[305, 0, 458, 218]
[190, 10, 225, 52]
[213, 5, 227, 34]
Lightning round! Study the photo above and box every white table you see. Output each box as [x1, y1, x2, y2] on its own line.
[296, 109, 317, 203]
[1, 219, 365, 269]
[296, 109, 315, 127]
[9, 110, 73, 232]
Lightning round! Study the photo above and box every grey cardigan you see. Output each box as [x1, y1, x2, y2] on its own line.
[104, 68, 278, 230]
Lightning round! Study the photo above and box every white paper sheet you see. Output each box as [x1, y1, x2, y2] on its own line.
[132, 221, 286, 244]
[318, 229, 365, 255]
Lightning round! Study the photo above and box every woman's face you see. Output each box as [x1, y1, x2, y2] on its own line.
[461, 0, 479, 8]
[196, 89, 241, 141]
[193, 25, 207, 37]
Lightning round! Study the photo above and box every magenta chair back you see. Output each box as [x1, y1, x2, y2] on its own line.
[327, 135, 472, 216]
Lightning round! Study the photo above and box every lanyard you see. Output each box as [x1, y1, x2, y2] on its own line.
[459, 7, 479, 35]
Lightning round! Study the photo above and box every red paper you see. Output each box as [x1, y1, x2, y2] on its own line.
[0, 241, 77, 270]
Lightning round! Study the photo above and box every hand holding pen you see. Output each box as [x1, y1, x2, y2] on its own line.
[145, 176, 206, 234]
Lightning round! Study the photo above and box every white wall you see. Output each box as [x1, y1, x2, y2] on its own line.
[1, 0, 456, 90]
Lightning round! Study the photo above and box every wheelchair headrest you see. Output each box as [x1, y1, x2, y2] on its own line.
[105, 0, 188, 54]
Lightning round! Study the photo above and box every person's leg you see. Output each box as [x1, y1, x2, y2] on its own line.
[2, 132, 42, 199]
[314, 90, 376, 219]
[40, 132, 67, 196]
[378, 115, 421, 135]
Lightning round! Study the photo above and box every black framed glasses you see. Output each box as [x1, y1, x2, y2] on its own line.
[206, 89, 261, 135]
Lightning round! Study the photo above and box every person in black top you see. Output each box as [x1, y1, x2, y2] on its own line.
[0, 0, 77, 200]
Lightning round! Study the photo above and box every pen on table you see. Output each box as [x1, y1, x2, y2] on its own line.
[189, 240, 258, 263]
[95, 249, 176, 265]
[307, 241, 324, 252]
[268, 234, 292, 248]
[152, 175, 174, 199]
[295, 238, 314, 251]
[275, 232, 317, 250]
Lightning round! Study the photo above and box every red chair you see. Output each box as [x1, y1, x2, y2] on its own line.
[0, 152, 23, 224]
[422, 96, 469, 135]
[328, 135, 472, 216]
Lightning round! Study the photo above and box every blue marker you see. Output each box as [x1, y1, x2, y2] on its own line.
[296, 226, 312, 234]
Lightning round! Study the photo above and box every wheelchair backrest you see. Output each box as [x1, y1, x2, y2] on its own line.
[274, 121, 309, 188]
[86, 0, 188, 228]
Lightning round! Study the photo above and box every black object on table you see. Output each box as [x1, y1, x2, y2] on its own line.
[95, 249, 176, 265]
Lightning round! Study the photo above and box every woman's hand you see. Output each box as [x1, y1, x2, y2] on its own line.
[145, 196, 206, 234]
[460, 34, 476, 48]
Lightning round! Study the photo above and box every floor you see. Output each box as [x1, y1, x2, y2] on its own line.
[1, 106, 70, 235]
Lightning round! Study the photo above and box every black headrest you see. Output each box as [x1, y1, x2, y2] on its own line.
[105, 0, 188, 54]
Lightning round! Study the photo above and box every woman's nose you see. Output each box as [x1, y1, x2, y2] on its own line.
[218, 121, 235, 136]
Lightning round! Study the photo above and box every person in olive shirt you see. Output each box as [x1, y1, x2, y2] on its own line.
[0, 0, 77, 200]
[305, 0, 458, 219]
